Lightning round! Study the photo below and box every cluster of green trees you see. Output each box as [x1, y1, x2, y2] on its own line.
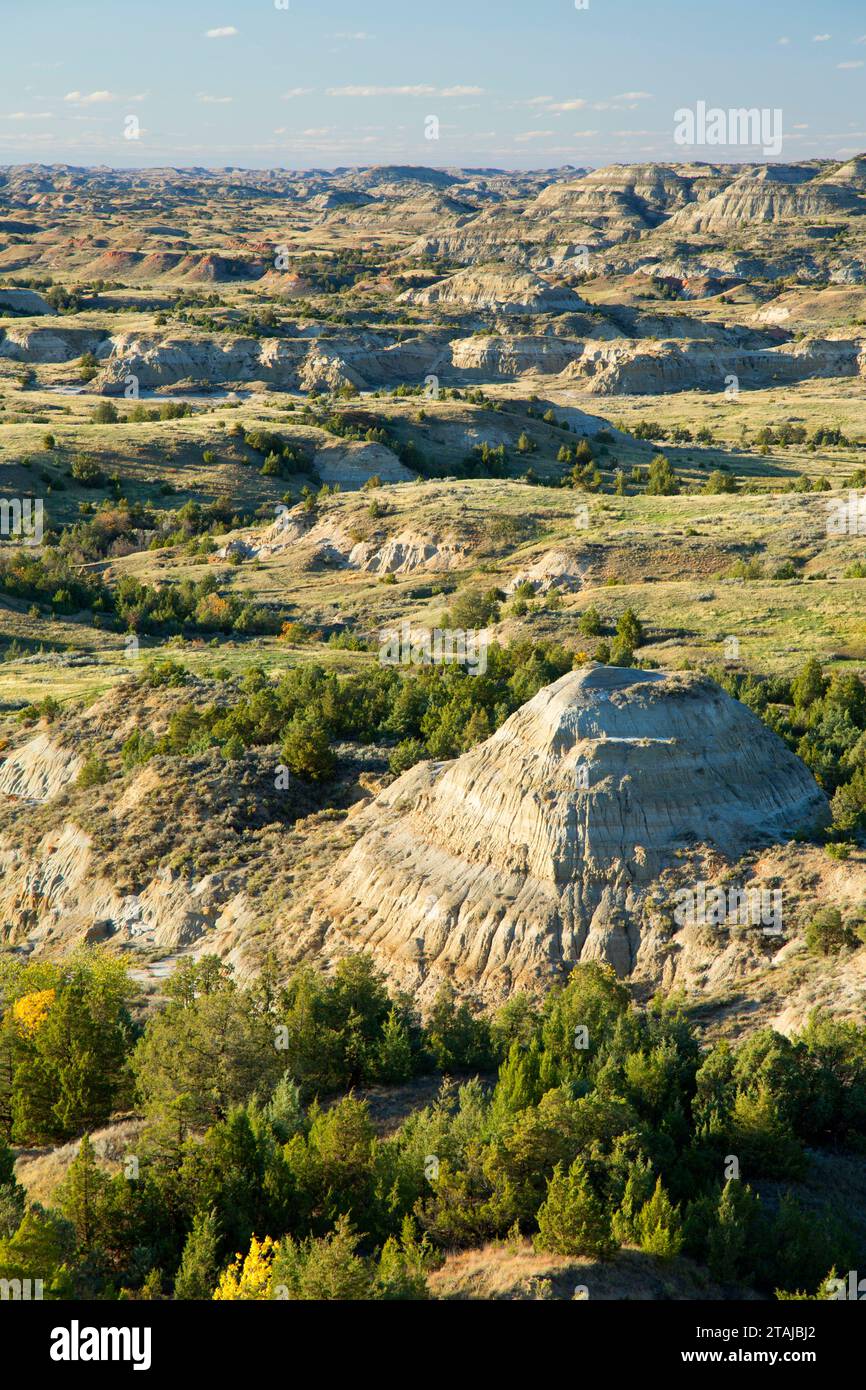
[127, 401, 197, 424]
[704, 468, 739, 494]
[560, 438, 602, 491]
[630, 420, 708, 444]
[53, 499, 156, 562]
[576, 606, 645, 665]
[1, 953, 861, 1300]
[0, 549, 282, 637]
[460, 442, 509, 478]
[755, 425, 808, 447]
[550, 448, 681, 498]
[126, 639, 574, 779]
[113, 572, 282, 638]
[629, 420, 851, 451]
[784, 475, 833, 494]
[0, 953, 135, 1144]
[237, 427, 309, 478]
[46, 497, 257, 565]
[717, 658, 866, 838]
[0, 548, 102, 615]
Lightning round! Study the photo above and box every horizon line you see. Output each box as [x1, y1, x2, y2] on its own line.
[2, 154, 863, 176]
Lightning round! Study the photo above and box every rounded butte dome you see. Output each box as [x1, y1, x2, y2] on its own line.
[312, 667, 829, 1002]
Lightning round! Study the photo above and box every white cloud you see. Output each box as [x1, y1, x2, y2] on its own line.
[205, 26, 238, 39]
[813, 34, 831, 42]
[197, 93, 234, 104]
[327, 84, 436, 96]
[838, 60, 864, 68]
[524, 91, 650, 116]
[64, 90, 116, 104]
[325, 83, 482, 99]
[6, 111, 53, 120]
[331, 32, 368, 40]
[515, 130, 554, 141]
[778, 36, 791, 45]
[282, 88, 314, 99]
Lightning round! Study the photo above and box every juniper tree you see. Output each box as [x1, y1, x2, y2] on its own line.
[174, 1209, 221, 1300]
[535, 1158, 615, 1259]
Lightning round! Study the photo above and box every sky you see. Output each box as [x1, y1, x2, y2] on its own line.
[2, 0, 866, 170]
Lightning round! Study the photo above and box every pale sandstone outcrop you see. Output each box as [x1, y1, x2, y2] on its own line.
[559, 335, 864, 394]
[253, 507, 468, 573]
[91, 329, 448, 394]
[449, 333, 613, 376]
[0, 732, 83, 802]
[508, 548, 588, 593]
[0, 325, 107, 362]
[667, 170, 865, 234]
[400, 267, 588, 315]
[0, 288, 55, 315]
[0, 818, 247, 954]
[312, 667, 829, 1004]
[312, 441, 414, 487]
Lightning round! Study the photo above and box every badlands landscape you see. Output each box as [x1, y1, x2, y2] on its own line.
[1, 156, 866, 1308]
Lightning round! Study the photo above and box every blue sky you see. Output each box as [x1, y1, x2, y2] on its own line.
[2, 0, 866, 169]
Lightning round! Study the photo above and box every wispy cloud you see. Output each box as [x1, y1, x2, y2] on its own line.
[515, 130, 554, 141]
[197, 93, 234, 104]
[282, 88, 314, 99]
[326, 84, 483, 98]
[533, 92, 650, 115]
[813, 34, 831, 43]
[5, 111, 53, 120]
[64, 90, 116, 104]
[838, 60, 864, 69]
[205, 26, 238, 39]
[328, 84, 437, 97]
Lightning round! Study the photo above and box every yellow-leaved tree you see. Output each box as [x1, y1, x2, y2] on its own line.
[12, 988, 56, 1036]
[213, 1236, 277, 1301]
